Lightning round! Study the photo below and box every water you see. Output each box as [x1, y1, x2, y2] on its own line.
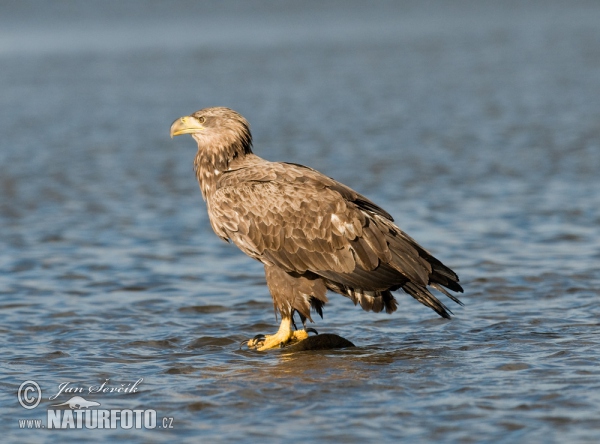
[2, 1, 600, 442]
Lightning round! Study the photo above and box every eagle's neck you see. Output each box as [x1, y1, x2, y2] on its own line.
[193, 136, 253, 200]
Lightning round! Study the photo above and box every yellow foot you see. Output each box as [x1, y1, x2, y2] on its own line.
[246, 318, 311, 351]
[248, 330, 308, 351]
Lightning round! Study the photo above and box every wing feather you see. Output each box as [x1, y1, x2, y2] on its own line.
[209, 160, 462, 316]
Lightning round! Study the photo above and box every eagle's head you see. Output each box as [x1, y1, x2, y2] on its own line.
[170, 107, 253, 156]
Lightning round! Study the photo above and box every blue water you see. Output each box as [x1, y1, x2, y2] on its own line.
[2, 1, 600, 442]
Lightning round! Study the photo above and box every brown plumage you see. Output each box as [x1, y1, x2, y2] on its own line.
[170, 107, 463, 350]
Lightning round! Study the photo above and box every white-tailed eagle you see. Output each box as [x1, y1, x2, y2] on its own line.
[170, 107, 463, 350]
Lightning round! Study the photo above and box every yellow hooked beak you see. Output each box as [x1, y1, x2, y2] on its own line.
[170, 116, 205, 138]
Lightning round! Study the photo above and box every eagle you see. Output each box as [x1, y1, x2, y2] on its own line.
[170, 107, 463, 350]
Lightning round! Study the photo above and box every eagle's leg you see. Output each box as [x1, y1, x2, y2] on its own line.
[245, 265, 326, 350]
[246, 317, 308, 350]
[297, 312, 319, 336]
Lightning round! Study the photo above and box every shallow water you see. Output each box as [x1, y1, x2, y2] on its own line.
[2, 1, 600, 442]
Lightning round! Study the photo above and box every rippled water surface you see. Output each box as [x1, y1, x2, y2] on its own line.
[2, 1, 600, 442]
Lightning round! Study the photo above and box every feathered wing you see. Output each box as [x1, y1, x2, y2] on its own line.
[208, 160, 463, 319]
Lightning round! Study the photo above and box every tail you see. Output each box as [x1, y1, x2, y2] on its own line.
[401, 255, 464, 319]
[402, 282, 456, 319]
[388, 228, 464, 317]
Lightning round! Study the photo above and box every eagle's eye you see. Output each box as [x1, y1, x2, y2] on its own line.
[197, 116, 206, 124]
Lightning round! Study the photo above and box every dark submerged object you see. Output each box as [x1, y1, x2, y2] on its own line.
[171, 107, 463, 350]
[283, 334, 355, 352]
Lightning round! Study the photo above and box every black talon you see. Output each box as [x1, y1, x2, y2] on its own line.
[305, 328, 319, 336]
[240, 334, 266, 349]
